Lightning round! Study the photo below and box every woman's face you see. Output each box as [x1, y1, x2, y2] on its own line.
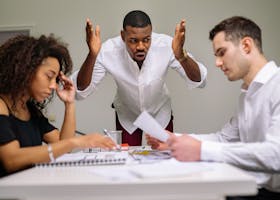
[29, 57, 60, 103]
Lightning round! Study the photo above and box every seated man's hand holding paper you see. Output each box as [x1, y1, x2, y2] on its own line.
[167, 134, 201, 162]
[145, 130, 174, 151]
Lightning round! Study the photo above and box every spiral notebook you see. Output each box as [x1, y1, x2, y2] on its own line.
[36, 151, 128, 167]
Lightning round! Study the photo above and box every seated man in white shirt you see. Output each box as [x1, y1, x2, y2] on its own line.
[71, 10, 207, 146]
[146, 16, 280, 200]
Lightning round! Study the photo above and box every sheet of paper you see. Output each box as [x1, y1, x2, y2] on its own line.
[91, 159, 212, 180]
[129, 159, 212, 178]
[133, 111, 169, 142]
[55, 152, 87, 162]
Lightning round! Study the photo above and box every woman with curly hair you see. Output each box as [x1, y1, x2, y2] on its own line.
[0, 35, 116, 177]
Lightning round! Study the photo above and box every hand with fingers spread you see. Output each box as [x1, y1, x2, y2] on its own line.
[56, 71, 75, 104]
[85, 18, 101, 56]
[172, 19, 186, 61]
[167, 134, 201, 162]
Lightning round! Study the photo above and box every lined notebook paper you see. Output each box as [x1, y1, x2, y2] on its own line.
[36, 151, 128, 167]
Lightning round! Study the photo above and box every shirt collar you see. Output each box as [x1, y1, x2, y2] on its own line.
[252, 61, 279, 84]
[241, 61, 279, 93]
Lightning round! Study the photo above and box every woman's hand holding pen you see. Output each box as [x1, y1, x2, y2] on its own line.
[103, 129, 121, 150]
[72, 133, 116, 150]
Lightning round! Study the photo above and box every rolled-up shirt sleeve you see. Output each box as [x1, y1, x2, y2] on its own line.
[70, 70, 95, 100]
[170, 52, 207, 89]
[70, 57, 107, 100]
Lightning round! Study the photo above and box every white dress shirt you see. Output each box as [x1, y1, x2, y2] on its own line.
[71, 32, 207, 134]
[194, 61, 280, 192]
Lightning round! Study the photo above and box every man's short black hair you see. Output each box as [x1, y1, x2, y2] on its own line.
[123, 10, 152, 30]
[209, 16, 263, 53]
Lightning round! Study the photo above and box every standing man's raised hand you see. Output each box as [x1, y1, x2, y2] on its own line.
[86, 18, 101, 57]
[77, 19, 102, 90]
[172, 19, 186, 61]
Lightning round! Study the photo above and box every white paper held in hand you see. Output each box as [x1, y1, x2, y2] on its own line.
[133, 111, 169, 142]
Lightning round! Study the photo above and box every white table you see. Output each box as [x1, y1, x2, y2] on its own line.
[0, 154, 257, 200]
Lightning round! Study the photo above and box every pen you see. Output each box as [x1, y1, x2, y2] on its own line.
[103, 129, 121, 150]
[103, 128, 112, 137]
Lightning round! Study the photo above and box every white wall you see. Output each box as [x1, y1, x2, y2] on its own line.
[1, 0, 279, 134]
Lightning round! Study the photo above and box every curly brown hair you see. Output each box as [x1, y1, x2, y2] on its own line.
[0, 34, 73, 111]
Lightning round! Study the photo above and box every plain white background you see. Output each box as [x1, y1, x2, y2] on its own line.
[0, 0, 279, 135]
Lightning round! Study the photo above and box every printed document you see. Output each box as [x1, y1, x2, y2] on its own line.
[133, 111, 169, 142]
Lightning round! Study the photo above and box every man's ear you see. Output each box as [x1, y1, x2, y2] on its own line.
[241, 37, 253, 54]
[121, 30, 125, 42]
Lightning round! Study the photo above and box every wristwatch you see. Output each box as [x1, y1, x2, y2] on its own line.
[178, 49, 188, 62]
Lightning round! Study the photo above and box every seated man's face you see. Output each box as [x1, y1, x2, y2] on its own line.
[121, 25, 152, 63]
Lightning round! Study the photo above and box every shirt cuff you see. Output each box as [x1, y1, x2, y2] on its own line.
[75, 85, 96, 100]
[71, 71, 96, 100]
[185, 53, 207, 89]
[201, 141, 224, 162]
[174, 132, 182, 136]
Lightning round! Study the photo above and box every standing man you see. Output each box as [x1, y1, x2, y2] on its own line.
[71, 10, 207, 146]
[147, 16, 280, 199]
